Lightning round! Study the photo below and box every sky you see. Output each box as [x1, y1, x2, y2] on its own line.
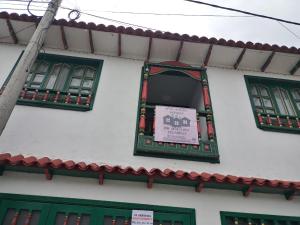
[1, 0, 300, 47]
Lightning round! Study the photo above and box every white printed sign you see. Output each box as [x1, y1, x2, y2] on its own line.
[154, 106, 199, 145]
[131, 210, 153, 225]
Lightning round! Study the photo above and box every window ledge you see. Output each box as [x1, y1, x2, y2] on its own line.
[135, 135, 220, 163]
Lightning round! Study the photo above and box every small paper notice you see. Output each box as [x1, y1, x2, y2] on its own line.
[131, 210, 153, 225]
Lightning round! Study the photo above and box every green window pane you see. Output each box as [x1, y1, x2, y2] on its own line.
[30, 61, 39, 72]
[259, 86, 269, 97]
[55, 64, 71, 91]
[282, 90, 296, 116]
[69, 88, 79, 93]
[253, 97, 262, 106]
[46, 64, 61, 89]
[36, 62, 49, 73]
[26, 73, 33, 82]
[266, 109, 275, 114]
[74, 67, 85, 77]
[85, 68, 95, 79]
[83, 80, 93, 88]
[250, 85, 258, 95]
[274, 88, 287, 115]
[33, 74, 45, 83]
[263, 98, 272, 107]
[291, 89, 300, 100]
[30, 84, 41, 88]
[70, 78, 81, 87]
[80, 90, 90, 95]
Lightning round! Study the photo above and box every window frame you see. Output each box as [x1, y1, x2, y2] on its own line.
[1, 52, 103, 111]
[220, 211, 300, 225]
[134, 62, 219, 163]
[245, 75, 300, 134]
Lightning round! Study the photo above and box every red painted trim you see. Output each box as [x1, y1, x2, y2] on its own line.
[204, 44, 213, 66]
[141, 80, 148, 102]
[149, 61, 201, 80]
[203, 86, 211, 109]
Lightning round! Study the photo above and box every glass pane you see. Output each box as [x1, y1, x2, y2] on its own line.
[30, 61, 39, 72]
[56, 65, 71, 91]
[263, 98, 272, 107]
[67, 214, 77, 225]
[251, 85, 258, 95]
[274, 88, 287, 115]
[36, 62, 49, 73]
[104, 216, 113, 225]
[291, 89, 300, 100]
[266, 109, 275, 114]
[256, 107, 264, 113]
[79, 215, 90, 225]
[259, 86, 269, 97]
[70, 78, 81, 87]
[296, 102, 300, 110]
[253, 97, 261, 106]
[85, 68, 95, 78]
[55, 213, 66, 225]
[30, 211, 40, 225]
[80, 90, 90, 95]
[282, 90, 296, 116]
[73, 67, 85, 77]
[33, 74, 45, 83]
[26, 73, 33, 82]
[17, 210, 29, 225]
[30, 84, 41, 88]
[82, 80, 93, 88]
[46, 75, 57, 89]
[3, 209, 16, 225]
[69, 88, 79, 93]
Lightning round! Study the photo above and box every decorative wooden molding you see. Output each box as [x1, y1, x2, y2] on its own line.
[290, 59, 300, 75]
[6, 19, 18, 44]
[118, 33, 122, 56]
[195, 181, 204, 192]
[88, 29, 94, 53]
[60, 25, 68, 50]
[242, 185, 253, 197]
[176, 40, 184, 61]
[146, 37, 152, 61]
[234, 48, 246, 69]
[261, 51, 275, 72]
[204, 44, 213, 66]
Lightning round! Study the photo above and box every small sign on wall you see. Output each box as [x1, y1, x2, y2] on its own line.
[154, 106, 199, 145]
[131, 210, 153, 225]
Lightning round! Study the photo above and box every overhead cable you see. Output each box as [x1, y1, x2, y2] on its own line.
[185, 0, 300, 26]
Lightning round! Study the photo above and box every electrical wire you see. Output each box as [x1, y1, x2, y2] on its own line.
[79, 10, 254, 18]
[277, 22, 300, 40]
[185, 0, 300, 26]
[0, 23, 36, 40]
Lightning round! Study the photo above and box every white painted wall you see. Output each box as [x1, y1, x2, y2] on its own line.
[0, 43, 300, 182]
[0, 172, 299, 225]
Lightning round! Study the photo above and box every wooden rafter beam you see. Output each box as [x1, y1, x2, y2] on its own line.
[60, 25, 68, 50]
[176, 40, 184, 61]
[204, 44, 213, 66]
[290, 59, 300, 75]
[146, 37, 152, 61]
[234, 48, 246, 69]
[261, 51, 275, 72]
[6, 19, 18, 44]
[118, 33, 122, 56]
[88, 29, 94, 53]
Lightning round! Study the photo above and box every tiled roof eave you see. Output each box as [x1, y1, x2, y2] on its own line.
[0, 153, 299, 200]
[0, 11, 300, 55]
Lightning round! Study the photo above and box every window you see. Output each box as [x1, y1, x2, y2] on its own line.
[221, 211, 300, 225]
[245, 76, 300, 133]
[134, 61, 219, 163]
[1, 53, 103, 111]
[0, 193, 196, 225]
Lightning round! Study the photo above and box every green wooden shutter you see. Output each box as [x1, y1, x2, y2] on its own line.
[0, 200, 50, 225]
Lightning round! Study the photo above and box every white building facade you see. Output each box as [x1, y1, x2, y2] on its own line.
[0, 11, 299, 225]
